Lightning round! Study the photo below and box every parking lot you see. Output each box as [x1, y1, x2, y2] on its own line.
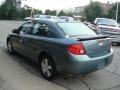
[0, 21, 120, 90]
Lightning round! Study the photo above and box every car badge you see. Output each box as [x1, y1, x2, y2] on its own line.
[97, 39, 103, 46]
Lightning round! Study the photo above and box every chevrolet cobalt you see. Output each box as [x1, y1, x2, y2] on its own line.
[7, 20, 113, 80]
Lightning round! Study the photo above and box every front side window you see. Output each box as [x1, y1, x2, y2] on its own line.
[57, 22, 96, 36]
[19, 23, 33, 35]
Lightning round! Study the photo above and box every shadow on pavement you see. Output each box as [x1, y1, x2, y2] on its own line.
[1, 47, 90, 90]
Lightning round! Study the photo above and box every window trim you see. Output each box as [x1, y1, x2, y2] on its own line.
[31, 22, 56, 38]
[18, 22, 34, 35]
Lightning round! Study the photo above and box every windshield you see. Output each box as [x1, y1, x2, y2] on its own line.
[97, 18, 118, 27]
[57, 22, 96, 36]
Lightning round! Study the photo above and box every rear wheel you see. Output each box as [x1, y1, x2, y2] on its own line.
[7, 40, 15, 54]
[39, 55, 58, 80]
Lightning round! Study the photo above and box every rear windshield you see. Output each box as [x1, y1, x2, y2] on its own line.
[57, 22, 96, 36]
[96, 18, 118, 27]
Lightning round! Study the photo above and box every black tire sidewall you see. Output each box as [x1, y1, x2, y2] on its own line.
[39, 55, 58, 80]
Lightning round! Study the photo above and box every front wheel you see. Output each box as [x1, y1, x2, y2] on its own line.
[39, 55, 58, 80]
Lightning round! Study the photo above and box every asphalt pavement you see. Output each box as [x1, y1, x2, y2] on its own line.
[0, 20, 120, 90]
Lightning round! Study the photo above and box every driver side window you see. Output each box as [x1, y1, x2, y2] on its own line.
[19, 23, 33, 35]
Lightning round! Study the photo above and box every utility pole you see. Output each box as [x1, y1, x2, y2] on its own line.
[116, 0, 119, 22]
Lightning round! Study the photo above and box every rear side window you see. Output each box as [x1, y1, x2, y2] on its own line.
[32, 23, 47, 36]
[57, 22, 96, 36]
[32, 23, 57, 38]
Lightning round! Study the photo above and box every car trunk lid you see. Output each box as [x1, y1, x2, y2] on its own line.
[70, 35, 111, 58]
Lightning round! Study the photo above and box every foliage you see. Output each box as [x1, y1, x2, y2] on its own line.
[51, 10, 57, 16]
[107, 2, 120, 22]
[0, 0, 43, 20]
[44, 9, 51, 15]
[44, 9, 57, 16]
[0, 3, 18, 20]
[58, 10, 67, 16]
[84, 1, 104, 22]
[58, 10, 73, 17]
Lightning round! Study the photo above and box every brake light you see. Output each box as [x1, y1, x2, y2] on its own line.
[67, 43, 86, 55]
[108, 38, 112, 49]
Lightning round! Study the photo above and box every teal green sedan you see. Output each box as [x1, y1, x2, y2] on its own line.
[7, 19, 113, 80]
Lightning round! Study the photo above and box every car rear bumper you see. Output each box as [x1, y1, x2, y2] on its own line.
[57, 49, 113, 74]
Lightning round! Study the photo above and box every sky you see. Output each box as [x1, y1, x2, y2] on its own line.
[0, 0, 119, 11]
[22, 0, 118, 11]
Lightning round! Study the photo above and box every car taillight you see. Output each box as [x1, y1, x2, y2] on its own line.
[108, 38, 112, 49]
[67, 43, 86, 55]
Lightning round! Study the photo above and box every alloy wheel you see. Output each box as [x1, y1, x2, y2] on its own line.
[41, 58, 53, 78]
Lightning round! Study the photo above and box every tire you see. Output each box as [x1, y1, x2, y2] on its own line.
[118, 42, 120, 46]
[7, 40, 15, 54]
[39, 55, 58, 80]
[112, 42, 119, 46]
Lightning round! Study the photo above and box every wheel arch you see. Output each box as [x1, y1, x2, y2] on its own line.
[38, 50, 58, 70]
[38, 51, 55, 64]
[7, 37, 10, 44]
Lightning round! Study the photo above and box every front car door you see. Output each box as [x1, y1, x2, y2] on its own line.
[14, 22, 33, 55]
[23, 22, 56, 62]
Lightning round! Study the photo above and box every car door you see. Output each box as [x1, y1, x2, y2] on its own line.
[15, 22, 33, 55]
[23, 22, 56, 62]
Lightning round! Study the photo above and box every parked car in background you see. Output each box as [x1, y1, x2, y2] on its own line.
[59, 16, 74, 21]
[94, 18, 120, 45]
[33, 14, 51, 21]
[84, 21, 97, 33]
[51, 16, 58, 19]
[24, 17, 31, 21]
[7, 19, 113, 80]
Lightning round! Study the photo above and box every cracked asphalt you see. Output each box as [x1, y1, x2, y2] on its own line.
[0, 20, 120, 90]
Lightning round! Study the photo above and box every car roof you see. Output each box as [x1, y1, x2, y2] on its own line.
[96, 18, 116, 21]
[35, 19, 78, 23]
[26, 19, 79, 25]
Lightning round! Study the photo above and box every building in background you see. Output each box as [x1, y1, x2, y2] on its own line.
[100, 2, 112, 15]
[74, 6, 85, 15]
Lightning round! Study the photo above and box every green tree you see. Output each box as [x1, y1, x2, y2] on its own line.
[108, 2, 120, 22]
[84, 1, 104, 22]
[44, 9, 51, 15]
[51, 10, 57, 16]
[34, 9, 43, 15]
[19, 7, 31, 20]
[58, 10, 67, 16]
[0, 3, 18, 20]
[66, 12, 73, 17]
[0, 0, 43, 20]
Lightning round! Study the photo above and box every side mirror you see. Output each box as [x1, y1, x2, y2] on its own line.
[12, 29, 19, 34]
